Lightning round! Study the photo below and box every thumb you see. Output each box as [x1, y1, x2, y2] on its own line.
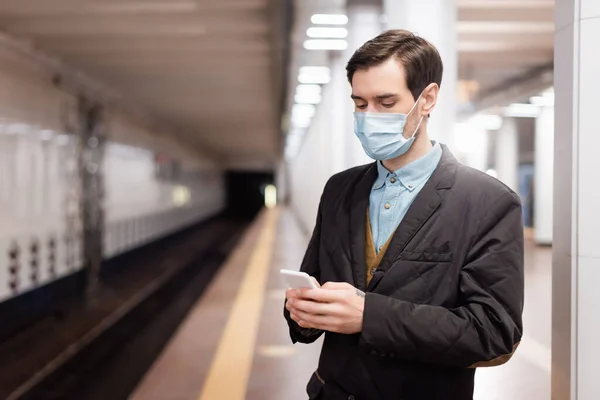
[311, 277, 321, 288]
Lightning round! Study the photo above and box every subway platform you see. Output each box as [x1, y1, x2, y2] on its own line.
[130, 207, 551, 400]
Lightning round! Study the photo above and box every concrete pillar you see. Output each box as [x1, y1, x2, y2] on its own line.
[383, 0, 457, 146]
[343, 0, 383, 168]
[552, 1, 600, 398]
[534, 106, 554, 245]
[495, 117, 519, 192]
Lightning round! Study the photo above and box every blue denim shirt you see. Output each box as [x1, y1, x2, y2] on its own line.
[369, 142, 442, 253]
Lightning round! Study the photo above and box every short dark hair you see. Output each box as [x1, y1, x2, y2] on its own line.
[346, 29, 443, 101]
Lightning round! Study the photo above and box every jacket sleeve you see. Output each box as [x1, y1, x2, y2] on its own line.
[360, 191, 524, 367]
[283, 182, 328, 344]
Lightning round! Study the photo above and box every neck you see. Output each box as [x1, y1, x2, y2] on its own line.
[382, 131, 432, 171]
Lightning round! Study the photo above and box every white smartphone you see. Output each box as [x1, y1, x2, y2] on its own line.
[280, 269, 319, 289]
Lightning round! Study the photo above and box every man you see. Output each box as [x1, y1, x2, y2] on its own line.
[284, 29, 524, 400]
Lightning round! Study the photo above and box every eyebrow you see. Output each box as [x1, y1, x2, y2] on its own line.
[375, 93, 398, 100]
[350, 93, 399, 101]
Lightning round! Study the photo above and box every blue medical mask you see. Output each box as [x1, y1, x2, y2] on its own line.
[353, 95, 425, 160]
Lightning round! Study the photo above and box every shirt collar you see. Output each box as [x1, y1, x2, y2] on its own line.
[372, 142, 442, 192]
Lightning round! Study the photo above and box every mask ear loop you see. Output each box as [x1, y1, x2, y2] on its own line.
[406, 93, 425, 139]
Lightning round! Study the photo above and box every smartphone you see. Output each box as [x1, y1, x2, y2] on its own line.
[280, 269, 319, 289]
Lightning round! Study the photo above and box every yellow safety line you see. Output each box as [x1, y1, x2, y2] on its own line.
[198, 208, 279, 400]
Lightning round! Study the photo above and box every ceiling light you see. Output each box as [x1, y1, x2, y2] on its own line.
[529, 91, 554, 107]
[294, 92, 322, 105]
[504, 103, 541, 118]
[307, 27, 348, 39]
[291, 104, 316, 128]
[470, 114, 503, 131]
[303, 39, 348, 51]
[310, 14, 348, 25]
[295, 84, 321, 96]
[298, 66, 330, 84]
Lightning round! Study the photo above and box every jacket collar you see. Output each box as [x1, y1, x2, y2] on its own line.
[349, 144, 458, 290]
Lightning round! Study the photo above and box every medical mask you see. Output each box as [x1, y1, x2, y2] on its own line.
[353, 95, 425, 160]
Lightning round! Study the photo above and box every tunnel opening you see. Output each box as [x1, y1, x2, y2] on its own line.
[225, 170, 275, 220]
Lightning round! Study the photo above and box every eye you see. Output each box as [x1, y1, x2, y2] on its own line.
[382, 103, 396, 108]
[356, 104, 367, 110]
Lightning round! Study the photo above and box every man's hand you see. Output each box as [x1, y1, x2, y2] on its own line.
[285, 282, 365, 334]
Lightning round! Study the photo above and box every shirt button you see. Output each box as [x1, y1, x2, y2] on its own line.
[370, 267, 377, 275]
[407, 184, 413, 189]
[390, 177, 397, 183]
[384, 203, 391, 209]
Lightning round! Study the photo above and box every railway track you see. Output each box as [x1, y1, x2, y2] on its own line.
[0, 215, 247, 400]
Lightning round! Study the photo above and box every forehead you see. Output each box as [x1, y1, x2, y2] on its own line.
[351, 57, 409, 97]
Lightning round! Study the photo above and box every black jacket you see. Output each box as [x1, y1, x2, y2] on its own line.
[284, 145, 524, 400]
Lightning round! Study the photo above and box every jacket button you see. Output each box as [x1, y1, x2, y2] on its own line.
[390, 177, 396, 183]
[348, 396, 356, 400]
[370, 349, 377, 356]
[384, 203, 391, 209]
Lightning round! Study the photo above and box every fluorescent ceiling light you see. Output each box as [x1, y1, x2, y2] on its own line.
[295, 84, 322, 96]
[291, 104, 316, 128]
[529, 91, 554, 107]
[307, 27, 348, 38]
[303, 39, 348, 51]
[311, 14, 348, 25]
[294, 92, 322, 105]
[504, 103, 540, 118]
[298, 66, 331, 84]
[291, 103, 316, 118]
[470, 114, 503, 131]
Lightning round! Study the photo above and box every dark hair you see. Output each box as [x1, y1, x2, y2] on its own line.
[346, 29, 443, 101]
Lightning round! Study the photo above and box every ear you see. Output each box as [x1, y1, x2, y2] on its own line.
[420, 83, 439, 117]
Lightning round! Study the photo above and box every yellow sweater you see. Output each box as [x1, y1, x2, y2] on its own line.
[365, 211, 396, 285]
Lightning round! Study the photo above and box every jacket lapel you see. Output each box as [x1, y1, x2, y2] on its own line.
[349, 163, 378, 291]
[368, 145, 458, 290]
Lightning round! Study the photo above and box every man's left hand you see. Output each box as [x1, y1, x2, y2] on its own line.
[285, 282, 365, 334]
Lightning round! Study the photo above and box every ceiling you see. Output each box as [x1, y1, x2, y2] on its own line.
[0, 0, 554, 169]
[288, 0, 554, 118]
[0, 0, 287, 169]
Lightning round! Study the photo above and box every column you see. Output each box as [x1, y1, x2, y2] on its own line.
[495, 117, 519, 192]
[343, 0, 382, 169]
[383, 0, 457, 146]
[534, 106, 554, 245]
[553, 1, 600, 399]
[327, 51, 349, 174]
